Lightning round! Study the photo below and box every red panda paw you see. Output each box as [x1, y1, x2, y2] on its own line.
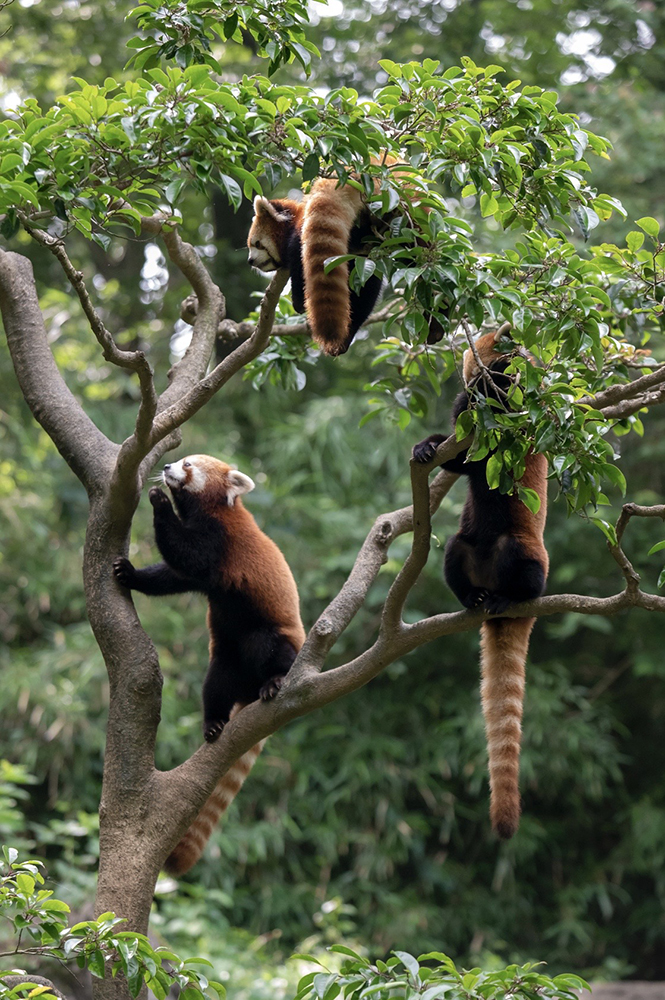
[203, 719, 225, 743]
[259, 675, 285, 702]
[113, 556, 135, 587]
[149, 487, 171, 509]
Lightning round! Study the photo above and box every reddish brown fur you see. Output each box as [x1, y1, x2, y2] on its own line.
[247, 179, 367, 355]
[162, 456, 305, 874]
[178, 456, 306, 654]
[480, 617, 533, 838]
[300, 180, 365, 355]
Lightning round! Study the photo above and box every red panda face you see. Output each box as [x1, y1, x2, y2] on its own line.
[161, 455, 255, 506]
[247, 196, 298, 271]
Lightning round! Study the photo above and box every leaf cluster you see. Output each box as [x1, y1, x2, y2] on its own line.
[0, 849, 225, 1000]
[292, 947, 589, 1000]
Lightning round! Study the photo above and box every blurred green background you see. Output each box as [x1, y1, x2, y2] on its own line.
[1, 1, 665, 995]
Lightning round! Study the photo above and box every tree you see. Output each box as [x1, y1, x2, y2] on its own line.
[2, 0, 665, 997]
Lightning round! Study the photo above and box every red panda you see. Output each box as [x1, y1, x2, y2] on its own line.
[113, 454, 305, 873]
[247, 178, 383, 356]
[413, 329, 549, 839]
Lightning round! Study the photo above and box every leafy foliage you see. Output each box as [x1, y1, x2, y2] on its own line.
[0, 849, 225, 1000]
[292, 947, 590, 1000]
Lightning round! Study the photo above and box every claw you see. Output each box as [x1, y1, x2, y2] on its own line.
[259, 675, 285, 702]
[203, 719, 225, 743]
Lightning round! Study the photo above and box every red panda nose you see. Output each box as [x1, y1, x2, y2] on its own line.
[164, 464, 171, 470]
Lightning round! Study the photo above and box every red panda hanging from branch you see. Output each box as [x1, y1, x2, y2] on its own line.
[247, 177, 384, 356]
[413, 327, 549, 840]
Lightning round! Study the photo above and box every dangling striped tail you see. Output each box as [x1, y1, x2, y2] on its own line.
[301, 180, 365, 356]
[164, 710, 265, 876]
[479, 617, 535, 839]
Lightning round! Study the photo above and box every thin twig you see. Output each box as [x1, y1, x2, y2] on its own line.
[608, 502, 665, 594]
[20, 219, 157, 444]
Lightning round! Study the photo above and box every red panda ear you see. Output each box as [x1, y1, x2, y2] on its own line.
[253, 196, 275, 218]
[496, 322, 512, 342]
[226, 470, 255, 506]
[252, 196, 292, 223]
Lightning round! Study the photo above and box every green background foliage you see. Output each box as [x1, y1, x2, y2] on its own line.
[1, 0, 665, 996]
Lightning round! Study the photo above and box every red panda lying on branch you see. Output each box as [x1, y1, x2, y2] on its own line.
[113, 454, 305, 873]
[413, 328, 549, 839]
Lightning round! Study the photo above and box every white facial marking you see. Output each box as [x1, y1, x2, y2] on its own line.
[226, 470, 255, 506]
[248, 232, 280, 271]
[162, 459, 187, 488]
[162, 458, 207, 493]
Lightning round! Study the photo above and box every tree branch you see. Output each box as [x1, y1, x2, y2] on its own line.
[21, 221, 158, 448]
[0, 249, 115, 492]
[580, 363, 665, 413]
[181, 294, 402, 343]
[113, 222, 226, 493]
[144, 270, 289, 447]
[156, 489, 665, 855]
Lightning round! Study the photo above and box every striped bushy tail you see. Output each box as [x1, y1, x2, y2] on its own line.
[301, 180, 364, 356]
[164, 709, 265, 876]
[479, 617, 535, 839]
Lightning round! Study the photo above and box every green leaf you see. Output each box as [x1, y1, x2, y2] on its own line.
[393, 951, 420, 981]
[647, 540, 665, 557]
[313, 974, 337, 999]
[480, 192, 499, 217]
[636, 216, 660, 239]
[15, 873, 35, 894]
[219, 173, 242, 211]
[323, 254, 355, 274]
[625, 231, 645, 253]
[517, 486, 541, 515]
[87, 949, 107, 979]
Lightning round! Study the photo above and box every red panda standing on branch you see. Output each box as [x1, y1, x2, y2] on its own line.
[113, 454, 306, 874]
[413, 327, 549, 839]
[247, 177, 384, 356]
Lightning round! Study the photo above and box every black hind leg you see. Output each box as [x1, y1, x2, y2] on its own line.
[481, 537, 547, 615]
[337, 274, 384, 353]
[444, 535, 487, 608]
[257, 634, 299, 702]
[202, 658, 242, 743]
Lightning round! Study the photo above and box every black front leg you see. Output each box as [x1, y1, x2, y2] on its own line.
[347, 274, 383, 343]
[149, 488, 215, 584]
[412, 432, 469, 473]
[285, 230, 306, 314]
[113, 558, 194, 596]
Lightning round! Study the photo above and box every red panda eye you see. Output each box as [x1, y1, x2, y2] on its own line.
[183, 461, 191, 468]
[255, 241, 264, 250]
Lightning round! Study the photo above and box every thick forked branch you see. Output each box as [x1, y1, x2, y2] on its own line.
[158, 472, 665, 848]
[144, 269, 289, 446]
[0, 248, 114, 491]
[294, 436, 466, 675]
[113, 223, 226, 492]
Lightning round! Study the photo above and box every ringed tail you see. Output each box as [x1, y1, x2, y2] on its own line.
[480, 617, 535, 839]
[164, 709, 265, 876]
[301, 180, 364, 356]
